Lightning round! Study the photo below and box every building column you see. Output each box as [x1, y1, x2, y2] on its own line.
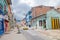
[37, 21, 39, 29]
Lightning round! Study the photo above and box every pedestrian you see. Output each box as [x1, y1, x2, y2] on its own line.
[17, 25, 20, 34]
[29, 25, 31, 28]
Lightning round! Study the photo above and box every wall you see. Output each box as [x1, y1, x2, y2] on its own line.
[0, 0, 3, 11]
[37, 15, 46, 29]
[0, 0, 8, 14]
[31, 6, 54, 18]
[31, 14, 46, 29]
[46, 9, 60, 29]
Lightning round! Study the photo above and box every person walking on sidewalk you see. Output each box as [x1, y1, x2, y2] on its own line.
[17, 25, 21, 34]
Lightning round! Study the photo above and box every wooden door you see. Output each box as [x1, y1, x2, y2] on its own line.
[51, 18, 60, 29]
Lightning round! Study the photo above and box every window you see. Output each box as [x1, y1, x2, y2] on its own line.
[39, 20, 42, 26]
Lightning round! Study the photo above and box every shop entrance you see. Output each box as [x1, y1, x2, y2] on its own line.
[4, 20, 9, 32]
[51, 17, 60, 29]
[43, 20, 46, 28]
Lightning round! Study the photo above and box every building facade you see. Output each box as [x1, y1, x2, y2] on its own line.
[31, 5, 60, 29]
[46, 9, 60, 29]
[31, 5, 54, 29]
[0, 0, 8, 35]
[25, 10, 32, 27]
[0, 0, 12, 35]
[4, 0, 12, 33]
[20, 18, 26, 27]
[7, 0, 14, 29]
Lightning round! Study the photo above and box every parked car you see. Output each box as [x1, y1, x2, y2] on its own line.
[23, 27, 28, 30]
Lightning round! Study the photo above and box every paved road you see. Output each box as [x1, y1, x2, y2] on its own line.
[0, 28, 52, 40]
[21, 30, 51, 40]
[0, 29, 27, 40]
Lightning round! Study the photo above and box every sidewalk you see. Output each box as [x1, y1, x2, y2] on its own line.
[0, 27, 27, 40]
[34, 29, 60, 40]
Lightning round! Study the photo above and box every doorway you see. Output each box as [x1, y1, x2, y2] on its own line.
[4, 20, 9, 32]
[43, 20, 46, 28]
[51, 17, 60, 29]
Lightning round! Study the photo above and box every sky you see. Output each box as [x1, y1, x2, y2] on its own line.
[11, 0, 60, 20]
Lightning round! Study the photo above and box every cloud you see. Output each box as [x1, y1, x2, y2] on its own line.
[19, 0, 35, 6]
[12, 1, 31, 20]
[12, 0, 19, 7]
[32, 0, 60, 7]
[14, 3, 31, 13]
[18, 0, 60, 7]
[47, 0, 60, 6]
[11, 0, 60, 20]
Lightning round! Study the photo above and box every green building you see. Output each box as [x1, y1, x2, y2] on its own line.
[0, 0, 8, 15]
[46, 9, 60, 29]
[31, 9, 60, 30]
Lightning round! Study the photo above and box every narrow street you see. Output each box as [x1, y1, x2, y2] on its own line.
[0, 27, 51, 40]
[0, 27, 60, 40]
[22, 30, 50, 40]
[0, 28, 27, 40]
[0, 0, 60, 40]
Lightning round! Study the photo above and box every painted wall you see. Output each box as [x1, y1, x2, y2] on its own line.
[31, 6, 53, 18]
[26, 11, 32, 27]
[0, 0, 8, 15]
[31, 19, 37, 27]
[37, 15, 46, 29]
[31, 9, 60, 29]
[31, 15, 46, 29]
[0, 0, 4, 12]
[0, 0, 8, 34]
[46, 9, 60, 29]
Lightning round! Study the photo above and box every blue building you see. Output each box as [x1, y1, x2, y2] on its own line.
[25, 10, 32, 27]
[0, 0, 7, 36]
[0, 0, 12, 36]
